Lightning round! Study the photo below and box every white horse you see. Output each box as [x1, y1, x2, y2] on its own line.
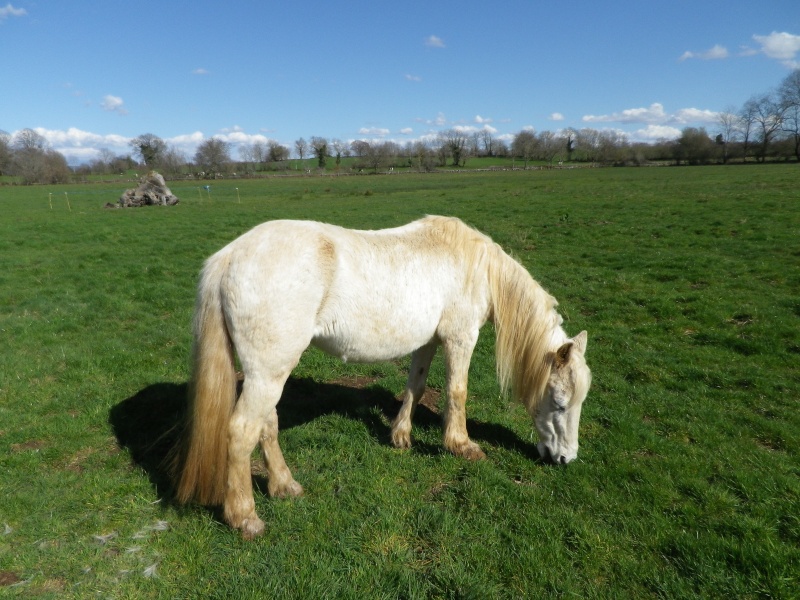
[173, 215, 591, 538]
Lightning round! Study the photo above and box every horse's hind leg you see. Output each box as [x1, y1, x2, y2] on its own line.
[391, 342, 437, 449]
[259, 407, 303, 499]
[224, 377, 289, 540]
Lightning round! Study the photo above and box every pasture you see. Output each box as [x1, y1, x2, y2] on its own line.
[0, 166, 798, 598]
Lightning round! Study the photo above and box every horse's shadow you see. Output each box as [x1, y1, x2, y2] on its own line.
[109, 376, 542, 501]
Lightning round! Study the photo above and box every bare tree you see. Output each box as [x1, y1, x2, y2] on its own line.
[160, 145, 188, 176]
[9, 128, 70, 184]
[13, 128, 48, 151]
[511, 130, 538, 168]
[0, 130, 12, 176]
[330, 139, 348, 170]
[597, 130, 628, 165]
[779, 69, 800, 161]
[408, 140, 436, 171]
[716, 107, 740, 164]
[479, 129, 495, 156]
[438, 129, 470, 166]
[563, 128, 577, 162]
[309, 136, 328, 169]
[575, 128, 601, 164]
[129, 133, 166, 168]
[738, 100, 758, 161]
[268, 141, 290, 163]
[745, 93, 785, 162]
[294, 138, 308, 167]
[537, 130, 562, 164]
[251, 141, 267, 170]
[194, 138, 231, 174]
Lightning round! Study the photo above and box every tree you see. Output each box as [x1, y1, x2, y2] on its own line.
[537, 130, 562, 164]
[8, 128, 69, 184]
[575, 128, 601, 164]
[294, 138, 308, 164]
[479, 129, 495, 156]
[330, 139, 348, 170]
[13, 128, 47, 151]
[745, 93, 785, 162]
[563, 128, 577, 162]
[778, 69, 800, 161]
[0, 131, 11, 176]
[674, 127, 715, 165]
[251, 141, 267, 169]
[194, 138, 231, 174]
[129, 133, 166, 167]
[511, 130, 538, 168]
[160, 145, 187, 176]
[309, 136, 328, 169]
[438, 129, 470, 166]
[716, 107, 739, 164]
[408, 140, 436, 172]
[268, 141, 290, 163]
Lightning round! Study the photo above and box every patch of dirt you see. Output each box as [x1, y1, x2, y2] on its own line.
[10, 440, 45, 452]
[327, 375, 381, 389]
[0, 571, 21, 586]
[417, 389, 441, 413]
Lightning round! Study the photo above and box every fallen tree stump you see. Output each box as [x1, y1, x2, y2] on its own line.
[109, 172, 179, 208]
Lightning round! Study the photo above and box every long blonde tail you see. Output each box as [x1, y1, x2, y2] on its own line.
[173, 255, 236, 506]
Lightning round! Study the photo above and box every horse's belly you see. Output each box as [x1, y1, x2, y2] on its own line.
[311, 310, 438, 363]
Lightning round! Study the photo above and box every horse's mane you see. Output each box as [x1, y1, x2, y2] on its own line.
[420, 216, 558, 413]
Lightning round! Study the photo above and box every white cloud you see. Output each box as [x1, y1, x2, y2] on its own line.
[358, 127, 390, 137]
[673, 107, 718, 124]
[630, 124, 681, 141]
[405, 74, 422, 82]
[582, 103, 717, 125]
[550, 112, 565, 121]
[101, 95, 128, 115]
[424, 35, 445, 48]
[583, 103, 667, 124]
[679, 44, 729, 61]
[474, 115, 493, 124]
[192, 68, 210, 75]
[417, 112, 447, 127]
[215, 129, 271, 145]
[399, 127, 413, 135]
[453, 123, 498, 135]
[0, 3, 26, 21]
[753, 31, 800, 67]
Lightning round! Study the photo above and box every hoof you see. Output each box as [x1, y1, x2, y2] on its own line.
[451, 440, 486, 461]
[240, 516, 265, 540]
[391, 429, 412, 449]
[269, 479, 304, 499]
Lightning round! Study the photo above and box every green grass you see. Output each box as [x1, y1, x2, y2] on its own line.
[0, 166, 798, 598]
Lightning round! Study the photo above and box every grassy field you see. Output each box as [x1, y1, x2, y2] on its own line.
[0, 166, 798, 598]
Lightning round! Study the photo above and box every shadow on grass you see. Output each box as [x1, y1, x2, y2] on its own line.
[109, 376, 542, 503]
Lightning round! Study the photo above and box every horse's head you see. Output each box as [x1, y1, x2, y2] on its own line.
[533, 330, 591, 465]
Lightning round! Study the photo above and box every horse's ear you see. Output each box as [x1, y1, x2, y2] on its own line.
[573, 330, 588, 354]
[555, 342, 573, 368]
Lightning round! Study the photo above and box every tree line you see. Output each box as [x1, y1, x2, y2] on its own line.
[3, 70, 798, 184]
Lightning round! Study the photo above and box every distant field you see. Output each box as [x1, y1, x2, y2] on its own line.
[0, 165, 797, 598]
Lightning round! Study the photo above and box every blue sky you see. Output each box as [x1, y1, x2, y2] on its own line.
[2, 1, 799, 164]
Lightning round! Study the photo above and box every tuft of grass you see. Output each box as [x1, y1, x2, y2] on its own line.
[0, 165, 797, 597]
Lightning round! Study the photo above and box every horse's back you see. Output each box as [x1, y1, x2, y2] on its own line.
[215, 217, 492, 363]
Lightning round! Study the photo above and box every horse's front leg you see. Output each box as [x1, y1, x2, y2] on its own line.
[260, 408, 303, 499]
[442, 335, 485, 461]
[391, 343, 437, 449]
